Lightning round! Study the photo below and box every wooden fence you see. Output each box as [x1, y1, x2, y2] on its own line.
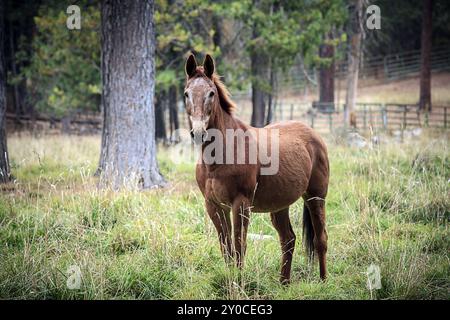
[6, 103, 449, 136]
[272, 103, 449, 134]
[230, 46, 450, 98]
[6, 112, 102, 135]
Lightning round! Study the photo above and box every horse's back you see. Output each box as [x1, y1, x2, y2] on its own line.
[264, 120, 315, 138]
[264, 120, 328, 169]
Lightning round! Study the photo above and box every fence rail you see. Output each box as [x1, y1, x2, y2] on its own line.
[336, 46, 450, 80]
[270, 102, 449, 134]
[6, 112, 102, 134]
[6, 103, 449, 136]
[232, 46, 450, 98]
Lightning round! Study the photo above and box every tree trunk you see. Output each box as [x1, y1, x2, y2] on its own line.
[168, 85, 179, 142]
[345, 0, 363, 128]
[250, 1, 270, 128]
[212, 15, 222, 65]
[419, 0, 433, 112]
[8, 20, 21, 121]
[0, 0, 10, 183]
[266, 59, 276, 125]
[250, 48, 269, 128]
[154, 91, 167, 142]
[319, 41, 335, 111]
[5, 1, 39, 120]
[98, 0, 165, 189]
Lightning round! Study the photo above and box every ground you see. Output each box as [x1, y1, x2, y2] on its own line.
[337, 71, 450, 105]
[0, 131, 449, 299]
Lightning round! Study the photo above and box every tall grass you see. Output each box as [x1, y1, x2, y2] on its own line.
[0, 131, 448, 299]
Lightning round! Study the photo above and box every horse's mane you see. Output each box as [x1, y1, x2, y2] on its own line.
[193, 67, 237, 114]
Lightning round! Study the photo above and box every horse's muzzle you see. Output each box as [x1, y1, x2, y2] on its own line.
[190, 119, 209, 145]
[190, 129, 208, 145]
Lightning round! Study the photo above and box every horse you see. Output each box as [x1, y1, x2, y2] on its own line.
[183, 54, 330, 284]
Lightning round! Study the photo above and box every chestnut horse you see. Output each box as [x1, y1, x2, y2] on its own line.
[184, 54, 329, 284]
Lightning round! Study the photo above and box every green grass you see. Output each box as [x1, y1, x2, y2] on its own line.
[0, 131, 449, 300]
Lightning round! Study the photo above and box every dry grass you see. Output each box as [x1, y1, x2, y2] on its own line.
[348, 72, 450, 105]
[0, 131, 449, 299]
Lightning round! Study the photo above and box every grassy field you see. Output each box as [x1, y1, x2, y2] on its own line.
[0, 131, 449, 300]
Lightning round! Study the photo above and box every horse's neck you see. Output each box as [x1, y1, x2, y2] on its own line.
[212, 104, 248, 133]
[201, 103, 250, 168]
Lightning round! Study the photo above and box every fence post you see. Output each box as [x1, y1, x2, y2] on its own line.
[310, 112, 315, 128]
[381, 104, 387, 130]
[383, 56, 389, 80]
[445, 107, 448, 128]
[363, 104, 367, 130]
[290, 104, 294, 120]
[403, 106, 407, 128]
[329, 113, 333, 132]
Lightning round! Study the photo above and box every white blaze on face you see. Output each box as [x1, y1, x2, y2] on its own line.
[190, 116, 209, 144]
[185, 77, 215, 144]
[190, 116, 210, 132]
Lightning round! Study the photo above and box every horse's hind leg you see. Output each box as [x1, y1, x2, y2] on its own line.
[270, 208, 296, 284]
[304, 197, 328, 280]
[206, 200, 233, 263]
[304, 140, 329, 280]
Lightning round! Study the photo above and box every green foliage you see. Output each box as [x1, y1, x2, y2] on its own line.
[212, 0, 347, 92]
[296, 0, 347, 67]
[155, 0, 220, 92]
[14, 2, 101, 117]
[116, 1, 347, 95]
[10, 0, 350, 116]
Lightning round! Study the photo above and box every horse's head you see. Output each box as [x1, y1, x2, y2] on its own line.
[184, 54, 218, 144]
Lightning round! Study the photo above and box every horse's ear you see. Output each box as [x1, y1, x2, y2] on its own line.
[203, 54, 215, 78]
[185, 54, 198, 78]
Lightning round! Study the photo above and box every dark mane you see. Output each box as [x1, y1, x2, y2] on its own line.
[193, 66, 237, 114]
[211, 73, 237, 115]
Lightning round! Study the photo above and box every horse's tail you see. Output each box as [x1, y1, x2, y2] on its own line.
[302, 203, 315, 261]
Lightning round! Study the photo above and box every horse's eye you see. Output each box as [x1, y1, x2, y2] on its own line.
[208, 91, 215, 98]
[184, 92, 189, 98]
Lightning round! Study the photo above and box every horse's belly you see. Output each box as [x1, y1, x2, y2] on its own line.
[252, 174, 307, 212]
[252, 138, 312, 212]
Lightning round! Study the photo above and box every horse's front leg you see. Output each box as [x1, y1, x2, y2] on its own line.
[206, 200, 233, 263]
[232, 195, 251, 269]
